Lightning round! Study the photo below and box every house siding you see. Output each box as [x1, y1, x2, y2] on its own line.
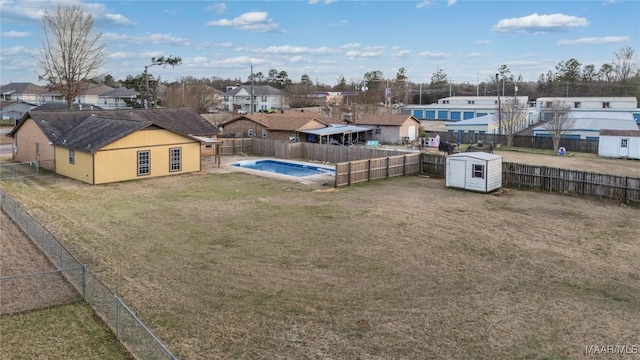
[93, 129, 201, 184]
[222, 119, 268, 138]
[12, 118, 56, 170]
[55, 148, 94, 184]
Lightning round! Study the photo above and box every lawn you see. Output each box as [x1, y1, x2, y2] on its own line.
[1, 171, 639, 359]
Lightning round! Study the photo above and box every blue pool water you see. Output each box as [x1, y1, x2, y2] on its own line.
[232, 159, 334, 177]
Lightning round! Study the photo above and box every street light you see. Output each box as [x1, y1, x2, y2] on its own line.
[496, 73, 502, 137]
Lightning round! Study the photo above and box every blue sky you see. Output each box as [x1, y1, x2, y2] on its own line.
[1, 0, 638, 87]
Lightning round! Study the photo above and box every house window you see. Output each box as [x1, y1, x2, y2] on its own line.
[169, 147, 181, 172]
[36, 143, 40, 155]
[137, 150, 150, 176]
[69, 150, 75, 164]
[247, 129, 254, 137]
[204, 144, 213, 149]
[603, 102, 610, 108]
[375, 128, 381, 135]
[262, 96, 267, 102]
[621, 138, 629, 148]
[468, 100, 474, 104]
[472, 164, 484, 179]
[574, 102, 581, 108]
[262, 129, 267, 138]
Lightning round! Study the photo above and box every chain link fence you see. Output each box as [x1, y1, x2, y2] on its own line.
[0, 189, 177, 360]
[0, 161, 40, 180]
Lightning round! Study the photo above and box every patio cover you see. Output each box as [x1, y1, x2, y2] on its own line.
[300, 124, 371, 136]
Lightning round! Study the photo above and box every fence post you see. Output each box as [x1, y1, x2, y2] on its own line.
[82, 265, 87, 301]
[116, 295, 120, 339]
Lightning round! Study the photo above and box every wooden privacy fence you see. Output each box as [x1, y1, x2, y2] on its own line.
[421, 154, 640, 205]
[335, 154, 421, 187]
[251, 138, 411, 163]
[218, 138, 253, 155]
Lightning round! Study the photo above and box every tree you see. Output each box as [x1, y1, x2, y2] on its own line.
[499, 97, 529, 147]
[163, 77, 221, 113]
[542, 100, 574, 152]
[612, 46, 637, 84]
[300, 74, 313, 86]
[430, 68, 448, 87]
[144, 56, 182, 108]
[36, 4, 107, 110]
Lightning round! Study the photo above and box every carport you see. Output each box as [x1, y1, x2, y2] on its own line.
[300, 124, 372, 145]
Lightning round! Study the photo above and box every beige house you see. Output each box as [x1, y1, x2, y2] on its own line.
[351, 114, 422, 144]
[9, 108, 219, 172]
[220, 111, 330, 141]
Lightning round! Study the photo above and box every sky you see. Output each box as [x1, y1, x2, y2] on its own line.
[1, 0, 639, 88]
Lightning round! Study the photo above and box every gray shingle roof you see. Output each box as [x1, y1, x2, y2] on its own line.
[222, 85, 284, 96]
[1, 82, 47, 95]
[9, 108, 219, 152]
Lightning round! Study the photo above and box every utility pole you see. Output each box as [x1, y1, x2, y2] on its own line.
[496, 73, 502, 137]
[250, 65, 254, 114]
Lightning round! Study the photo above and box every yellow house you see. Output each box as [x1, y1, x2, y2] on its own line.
[9, 108, 218, 184]
[54, 120, 201, 184]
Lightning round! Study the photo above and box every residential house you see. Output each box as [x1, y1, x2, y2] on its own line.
[8, 108, 219, 176]
[1, 82, 47, 105]
[220, 111, 329, 141]
[221, 85, 286, 113]
[1, 100, 37, 125]
[1, 82, 139, 110]
[351, 114, 422, 144]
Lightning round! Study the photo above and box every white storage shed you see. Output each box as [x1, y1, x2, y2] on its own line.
[446, 152, 503, 193]
[598, 129, 640, 160]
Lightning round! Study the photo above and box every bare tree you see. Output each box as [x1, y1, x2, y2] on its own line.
[542, 100, 574, 152]
[612, 46, 637, 84]
[36, 5, 107, 110]
[163, 78, 220, 112]
[499, 97, 529, 147]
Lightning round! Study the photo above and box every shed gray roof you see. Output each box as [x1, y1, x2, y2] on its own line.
[56, 116, 154, 153]
[448, 152, 503, 161]
[533, 111, 638, 132]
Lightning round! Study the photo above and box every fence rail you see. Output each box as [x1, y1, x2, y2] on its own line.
[420, 154, 640, 204]
[0, 189, 178, 360]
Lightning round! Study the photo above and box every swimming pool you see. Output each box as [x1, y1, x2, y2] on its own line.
[232, 159, 335, 178]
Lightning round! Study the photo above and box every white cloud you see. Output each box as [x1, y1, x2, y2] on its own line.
[102, 32, 190, 46]
[108, 52, 134, 59]
[492, 13, 588, 33]
[416, 1, 434, 9]
[339, 43, 361, 49]
[103, 13, 136, 26]
[1, 31, 30, 38]
[448, 0, 457, 6]
[417, 51, 449, 59]
[0, 45, 33, 56]
[557, 36, 630, 45]
[475, 39, 491, 45]
[345, 46, 385, 59]
[205, 3, 227, 14]
[251, 45, 336, 56]
[206, 11, 280, 33]
[289, 55, 308, 63]
[393, 49, 411, 58]
[328, 19, 348, 27]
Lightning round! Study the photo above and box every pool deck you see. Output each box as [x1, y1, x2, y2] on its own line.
[202, 155, 336, 185]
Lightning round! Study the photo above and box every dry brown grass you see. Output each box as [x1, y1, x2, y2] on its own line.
[1, 170, 639, 359]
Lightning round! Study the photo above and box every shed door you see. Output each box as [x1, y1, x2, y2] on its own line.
[620, 138, 629, 157]
[408, 125, 417, 140]
[448, 159, 466, 188]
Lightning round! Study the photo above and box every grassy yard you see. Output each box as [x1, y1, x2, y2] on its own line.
[0, 303, 131, 360]
[1, 171, 639, 359]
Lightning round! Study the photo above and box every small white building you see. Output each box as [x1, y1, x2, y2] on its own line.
[446, 152, 503, 193]
[532, 111, 638, 140]
[598, 129, 640, 160]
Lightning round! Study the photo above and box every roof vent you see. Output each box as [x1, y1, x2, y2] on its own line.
[62, 139, 66, 144]
[91, 113, 95, 116]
